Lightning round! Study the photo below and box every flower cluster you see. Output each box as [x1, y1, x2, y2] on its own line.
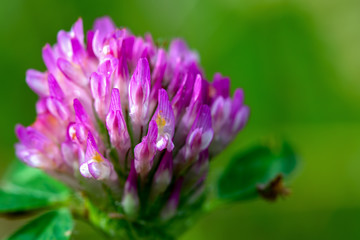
[15, 17, 249, 221]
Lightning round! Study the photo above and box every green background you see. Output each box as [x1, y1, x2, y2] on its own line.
[1, 0, 360, 239]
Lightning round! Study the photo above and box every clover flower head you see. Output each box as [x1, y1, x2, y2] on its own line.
[15, 16, 249, 223]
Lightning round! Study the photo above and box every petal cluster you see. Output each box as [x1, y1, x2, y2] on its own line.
[15, 17, 249, 220]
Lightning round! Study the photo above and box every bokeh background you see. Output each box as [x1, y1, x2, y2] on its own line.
[1, 0, 360, 239]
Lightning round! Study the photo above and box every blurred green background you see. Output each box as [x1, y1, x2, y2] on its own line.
[1, 0, 360, 239]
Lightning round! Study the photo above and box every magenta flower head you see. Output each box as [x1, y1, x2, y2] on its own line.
[14, 16, 252, 239]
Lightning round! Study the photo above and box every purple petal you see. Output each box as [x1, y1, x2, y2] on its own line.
[57, 30, 73, 58]
[61, 141, 79, 168]
[71, 18, 84, 45]
[186, 105, 214, 156]
[132, 38, 149, 65]
[15, 125, 59, 168]
[90, 72, 111, 119]
[129, 58, 151, 104]
[26, 69, 48, 96]
[231, 88, 244, 114]
[112, 55, 130, 111]
[106, 88, 130, 153]
[36, 98, 47, 114]
[57, 58, 87, 86]
[98, 58, 118, 79]
[152, 89, 175, 151]
[88, 161, 111, 180]
[42, 44, 56, 72]
[90, 72, 108, 99]
[92, 30, 104, 58]
[16, 143, 50, 168]
[46, 97, 69, 121]
[47, 74, 64, 100]
[86, 30, 96, 58]
[152, 48, 167, 85]
[173, 74, 204, 147]
[167, 61, 185, 97]
[181, 74, 203, 127]
[186, 128, 203, 156]
[211, 96, 231, 134]
[93, 16, 116, 39]
[121, 36, 135, 60]
[232, 105, 250, 133]
[117, 54, 129, 79]
[191, 105, 212, 133]
[171, 73, 195, 123]
[79, 161, 92, 178]
[73, 98, 90, 125]
[129, 58, 151, 126]
[80, 131, 111, 180]
[71, 38, 86, 62]
[209, 73, 230, 101]
[109, 88, 122, 112]
[168, 39, 198, 64]
[68, 122, 88, 145]
[147, 120, 159, 143]
[134, 121, 158, 178]
[15, 125, 48, 149]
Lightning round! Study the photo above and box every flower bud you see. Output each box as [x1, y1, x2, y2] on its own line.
[134, 120, 158, 179]
[80, 132, 112, 180]
[185, 105, 213, 159]
[129, 58, 151, 128]
[151, 89, 175, 151]
[106, 88, 130, 158]
[90, 72, 111, 120]
[171, 73, 195, 124]
[175, 74, 203, 146]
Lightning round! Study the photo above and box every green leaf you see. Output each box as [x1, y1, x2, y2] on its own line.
[0, 159, 70, 213]
[6, 208, 73, 240]
[0, 189, 63, 213]
[217, 141, 297, 201]
[2, 159, 69, 193]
